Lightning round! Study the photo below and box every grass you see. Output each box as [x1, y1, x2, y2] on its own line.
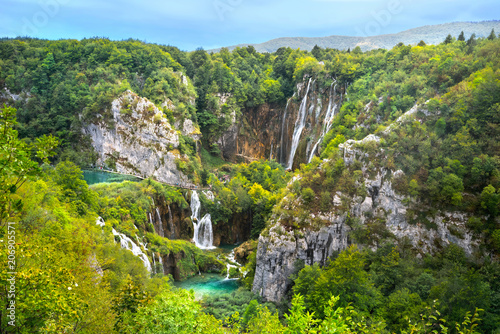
[200, 147, 230, 170]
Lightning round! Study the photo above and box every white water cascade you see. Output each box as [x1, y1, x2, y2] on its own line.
[155, 207, 164, 237]
[287, 78, 312, 169]
[152, 252, 157, 274]
[158, 253, 164, 274]
[112, 228, 152, 272]
[190, 191, 215, 249]
[167, 204, 175, 239]
[224, 249, 239, 280]
[307, 82, 338, 163]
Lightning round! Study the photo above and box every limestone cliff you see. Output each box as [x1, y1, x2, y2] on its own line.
[252, 104, 481, 302]
[83, 90, 200, 185]
[218, 78, 343, 169]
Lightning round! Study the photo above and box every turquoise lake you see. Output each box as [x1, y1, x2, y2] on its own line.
[83, 170, 141, 185]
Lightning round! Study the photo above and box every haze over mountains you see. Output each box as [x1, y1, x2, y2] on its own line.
[208, 20, 500, 53]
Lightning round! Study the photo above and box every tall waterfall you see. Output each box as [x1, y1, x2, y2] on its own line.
[287, 78, 312, 169]
[190, 191, 215, 249]
[112, 228, 151, 272]
[307, 83, 338, 163]
[155, 208, 164, 237]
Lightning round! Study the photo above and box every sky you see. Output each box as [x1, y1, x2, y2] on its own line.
[1, 0, 499, 51]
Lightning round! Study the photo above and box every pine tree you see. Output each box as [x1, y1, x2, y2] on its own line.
[488, 29, 496, 40]
[443, 34, 453, 44]
[458, 31, 465, 42]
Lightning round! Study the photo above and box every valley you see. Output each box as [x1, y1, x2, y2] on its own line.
[0, 27, 499, 333]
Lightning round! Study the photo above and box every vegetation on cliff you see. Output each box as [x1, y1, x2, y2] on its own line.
[0, 30, 499, 333]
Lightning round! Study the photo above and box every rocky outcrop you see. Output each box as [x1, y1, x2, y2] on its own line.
[213, 211, 252, 246]
[217, 78, 343, 169]
[83, 90, 200, 185]
[150, 201, 193, 241]
[252, 104, 480, 302]
[234, 240, 258, 265]
[252, 222, 349, 302]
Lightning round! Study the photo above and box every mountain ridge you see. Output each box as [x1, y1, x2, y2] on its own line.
[208, 20, 500, 53]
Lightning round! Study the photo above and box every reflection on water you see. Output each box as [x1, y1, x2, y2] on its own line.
[83, 170, 141, 186]
[174, 273, 238, 300]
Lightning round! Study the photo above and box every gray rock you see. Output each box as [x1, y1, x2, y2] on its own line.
[83, 90, 198, 185]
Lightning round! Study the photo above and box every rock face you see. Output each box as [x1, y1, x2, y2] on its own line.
[252, 223, 349, 302]
[252, 104, 480, 302]
[218, 79, 343, 168]
[83, 90, 199, 185]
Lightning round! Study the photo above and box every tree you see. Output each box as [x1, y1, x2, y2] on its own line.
[0, 105, 58, 227]
[487, 29, 496, 40]
[458, 31, 465, 42]
[480, 185, 499, 216]
[418, 40, 427, 47]
[443, 34, 453, 44]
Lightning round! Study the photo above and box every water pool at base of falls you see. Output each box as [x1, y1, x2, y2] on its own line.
[174, 244, 241, 299]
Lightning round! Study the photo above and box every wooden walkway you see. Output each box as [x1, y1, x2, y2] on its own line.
[83, 168, 210, 190]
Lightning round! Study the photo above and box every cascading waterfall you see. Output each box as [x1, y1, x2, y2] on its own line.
[167, 204, 175, 239]
[195, 214, 214, 249]
[190, 191, 215, 249]
[156, 207, 164, 237]
[112, 228, 151, 272]
[225, 249, 240, 280]
[158, 253, 164, 274]
[307, 82, 338, 163]
[287, 78, 312, 169]
[152, 252, 157, 274]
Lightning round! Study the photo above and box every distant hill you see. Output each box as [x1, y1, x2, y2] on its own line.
[208, 21, 500, 53]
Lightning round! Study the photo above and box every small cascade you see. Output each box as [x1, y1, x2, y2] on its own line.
[225, 249, 240, 280]
[307, 83, 338, 163]
[288, 78, 313, 169]
[96, 216, 105, 227]
[112, 228, 151, 272]
[158, 253, 164, 274]
[190, 191, 215, 249]
[167, 204, 175, 239]
[156, 207, 164, 238]
[194, 214, 215, 249]
[149, 212, 153, 226]
[152, 252, 157, 274]
[269, 143, 273, 161]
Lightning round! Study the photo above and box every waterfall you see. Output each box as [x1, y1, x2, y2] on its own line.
[307, 83, 338, 163]
[158, 253, 164, 274]
[287, 78, 312, 169]
[155, 208, 164, 237]
[225, 249, 239, 280]
[152, 252, 156, 274]
[112, 228, 151, 272]
[167, 204, 175, 239]
[269, 143, 273, 161]
[191, 191, 201, 222]
[195, 214, 215, 249]
[190, 191, 215, 249]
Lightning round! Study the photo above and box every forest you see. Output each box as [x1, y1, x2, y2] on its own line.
[0, 29, 499, 333]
